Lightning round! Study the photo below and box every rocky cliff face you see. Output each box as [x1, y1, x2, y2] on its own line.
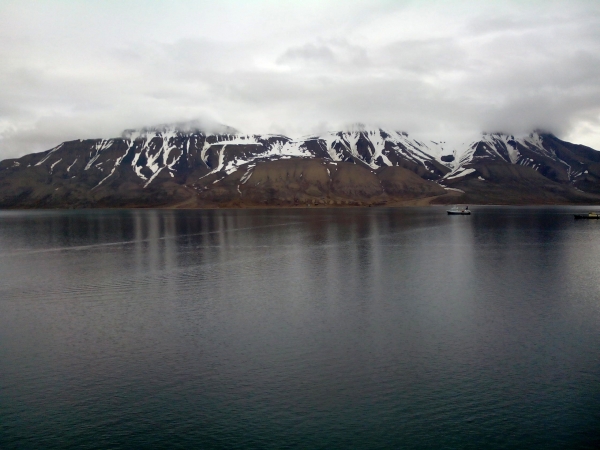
[0, 126, 599, 207]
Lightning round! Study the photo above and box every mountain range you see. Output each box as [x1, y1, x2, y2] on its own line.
[1, 125, 600, 208]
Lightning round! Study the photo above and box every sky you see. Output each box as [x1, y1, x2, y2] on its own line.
[1, 0, 600, 159]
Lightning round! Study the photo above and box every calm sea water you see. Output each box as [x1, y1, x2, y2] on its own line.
[0, 207, 599, 449]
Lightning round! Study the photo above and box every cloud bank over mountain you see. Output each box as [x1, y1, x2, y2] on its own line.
[0, 0, 599, 158]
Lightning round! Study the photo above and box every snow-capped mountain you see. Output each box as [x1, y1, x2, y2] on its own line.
[442, 132, 600, 193]
[1, 126, 599, 207]
[19, 127, 455, 187]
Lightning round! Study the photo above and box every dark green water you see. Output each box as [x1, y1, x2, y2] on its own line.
[0, 207, 599, 449]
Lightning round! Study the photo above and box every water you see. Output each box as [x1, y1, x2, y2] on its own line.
[0, 206, 599, 449]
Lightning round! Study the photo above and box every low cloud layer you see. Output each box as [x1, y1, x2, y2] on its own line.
[1, 0, 600, 158]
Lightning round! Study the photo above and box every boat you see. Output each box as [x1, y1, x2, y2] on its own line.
[574, 212, 600, 219]
[447, 206, 471, 215]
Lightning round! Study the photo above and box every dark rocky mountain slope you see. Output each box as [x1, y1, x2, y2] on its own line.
[1, 126, 599, 207]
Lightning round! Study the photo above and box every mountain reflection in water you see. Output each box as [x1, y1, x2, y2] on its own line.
[0, 207, 599, 449]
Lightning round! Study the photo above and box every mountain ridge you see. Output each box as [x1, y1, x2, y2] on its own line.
[1, 126, 599, 208]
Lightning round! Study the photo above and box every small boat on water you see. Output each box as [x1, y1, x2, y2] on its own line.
[574, 212, 600, 219]
[447, 206, 471, 215]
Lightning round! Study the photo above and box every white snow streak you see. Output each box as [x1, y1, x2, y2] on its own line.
[66, 158, 78, 172]
[35, 143, 63, 166]
[50, 158, 62, 173]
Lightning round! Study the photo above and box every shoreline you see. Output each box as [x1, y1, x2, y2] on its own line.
[3, 201, 600, 212]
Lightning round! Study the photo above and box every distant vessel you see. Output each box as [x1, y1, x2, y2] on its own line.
[447, 206, 471, 215]
[574, 212, 600, 219]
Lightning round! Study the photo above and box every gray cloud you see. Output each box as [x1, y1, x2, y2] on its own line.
[1, 0, 600, 159]
[277, 40, 368, 68]
[278, 43, 337, 65]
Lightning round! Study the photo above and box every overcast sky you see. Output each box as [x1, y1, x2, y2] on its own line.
[1, 0, 599, 158]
